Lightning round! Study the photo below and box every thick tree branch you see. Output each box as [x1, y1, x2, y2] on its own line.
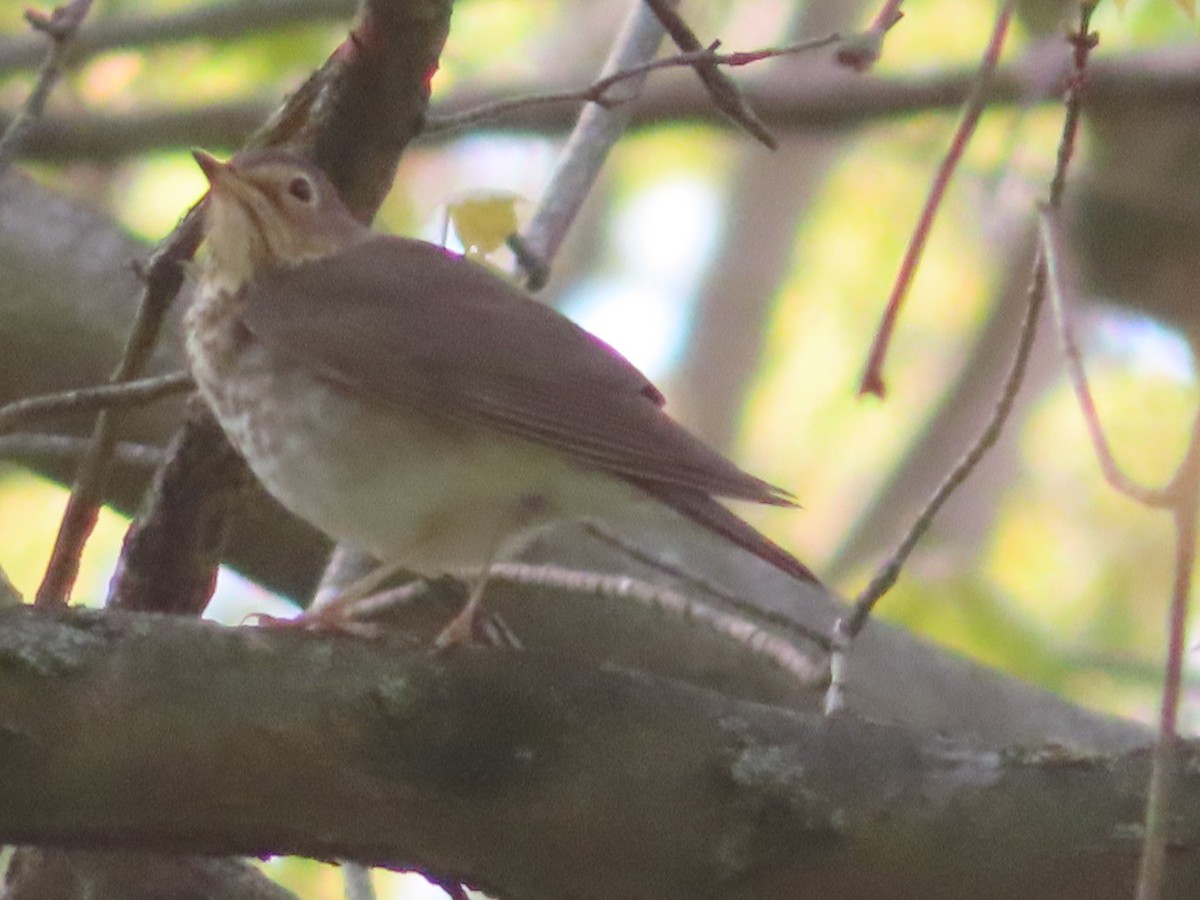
[0, 607, 1194, 900]
[3, 48, 1198, 161]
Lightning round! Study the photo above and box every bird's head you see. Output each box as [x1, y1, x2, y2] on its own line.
[193, 149, 368, 285]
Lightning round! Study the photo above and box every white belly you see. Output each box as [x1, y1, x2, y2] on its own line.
[185, 285, 653, 574]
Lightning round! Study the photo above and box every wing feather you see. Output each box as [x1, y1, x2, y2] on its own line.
[240, 237, 795, 506]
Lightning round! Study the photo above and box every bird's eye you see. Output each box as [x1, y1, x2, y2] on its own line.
[286, 176, 315, 203]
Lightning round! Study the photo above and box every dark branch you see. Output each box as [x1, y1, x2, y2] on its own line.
[0, 432, 164, 468]
[0, 607, 1192, 900]
[641, 0, 776, 148]
[0, 371, 191, 436]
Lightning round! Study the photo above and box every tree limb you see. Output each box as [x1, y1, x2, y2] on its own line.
[0, 606, 1194, 900]
[5, 47, 1198, 162]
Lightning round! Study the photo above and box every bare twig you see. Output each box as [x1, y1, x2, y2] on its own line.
[1038, 208, 1170, 507]
[0, 433, 165, 468]
[427, 35, 841, 135]
[1037, 116, 1196, 900]
[858, 0, 1015, 398]
[0, 0, 95, 171]
[582, 521, 832, 651]
[0, 371, 192, 436]
[0, 0, 354, 77]
[1137, 410, 1200, 900]
[641, 0, 776, 148]
[869, 0, 906, 31]
[449, 562, 826, 686]
[845, 245, 1046, 637]
[843, 1, 1092, 638]
[34, 209, 204, 609]
[9, 49, 1198, 162]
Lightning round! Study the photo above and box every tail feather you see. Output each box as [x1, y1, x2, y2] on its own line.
[631, 480, 818, 585]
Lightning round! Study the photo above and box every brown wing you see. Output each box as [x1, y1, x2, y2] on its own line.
[240, 236, 794, 506]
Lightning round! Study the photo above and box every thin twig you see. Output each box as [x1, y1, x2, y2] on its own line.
[0, 433, 166, 468]
[11, 48, 1197, 163]
[858, 0, 1015, 398]
[459, 562, 826, 686]
[34, 208, 204, 609]
[0, 371, 193, 436]
[583, 521, 832, 651]
[0, 0, 354, 77]
[869, 0, 906, 31]
[1129, 1, 1197, 879]
[844, 1, 1092, 638]
[0, 0, 95, 171]
[641, 0, 776, 148]
[1137, 409, 1200, 900]
[426, 35, 841, 135]
[846, 248, 1046, 637]
[1038, 208, 1170, 507]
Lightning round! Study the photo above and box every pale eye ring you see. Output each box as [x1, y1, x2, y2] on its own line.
[287, 176, 315, 203]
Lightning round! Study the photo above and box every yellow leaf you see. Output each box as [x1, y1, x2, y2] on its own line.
[1175, 0, 1196, 17]
[444, 190, 524, 258]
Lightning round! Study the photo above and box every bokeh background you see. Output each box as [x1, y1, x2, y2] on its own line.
[1, 1, 1197, 894]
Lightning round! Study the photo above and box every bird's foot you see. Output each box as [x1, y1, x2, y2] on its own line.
[433, 602, 482, 651]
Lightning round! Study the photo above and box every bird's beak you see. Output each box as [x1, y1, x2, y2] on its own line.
[192, 149, 232, 187]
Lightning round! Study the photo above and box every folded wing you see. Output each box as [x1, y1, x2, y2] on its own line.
[241, 237, 796, 508]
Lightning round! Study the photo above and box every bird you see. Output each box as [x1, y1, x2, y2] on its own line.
[185, 148, 816, 645]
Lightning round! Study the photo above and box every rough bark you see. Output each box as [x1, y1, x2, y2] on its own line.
[0, 606, 1192, 900]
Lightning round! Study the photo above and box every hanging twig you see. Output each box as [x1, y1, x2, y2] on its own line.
[1038, 208, 1170, 507]
[824, 4, 1097, 713]
[1136, 410, 1200, 900]
[858, 0, 1015, 398]
[1037, 162, 1199, 900]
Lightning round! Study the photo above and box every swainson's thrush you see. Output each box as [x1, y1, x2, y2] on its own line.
[185, 149, 815, 641]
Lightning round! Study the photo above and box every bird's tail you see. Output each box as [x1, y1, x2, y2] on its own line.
[630, 480, 818, 585]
